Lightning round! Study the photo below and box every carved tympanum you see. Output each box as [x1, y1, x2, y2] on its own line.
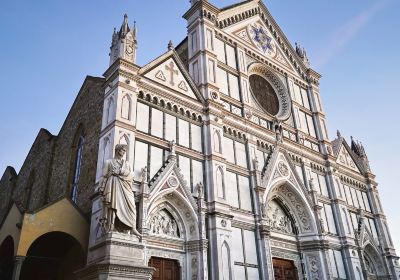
[266, 200, 294, 234]
[149, 209, 180, 238]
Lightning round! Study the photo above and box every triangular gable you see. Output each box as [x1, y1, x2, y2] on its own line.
[139, 50, 205, 103]
[216, 0, 314, 78]
[260, 147, 316, 233]
[148, 156, 197, 213]
[227, 19, 294, 72]
[336, 142, 363, 174]
[261, 148, 309, 201]
[360, 222, 379, 249]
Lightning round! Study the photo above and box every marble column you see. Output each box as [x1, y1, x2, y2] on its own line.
[12, 256, 25, 280]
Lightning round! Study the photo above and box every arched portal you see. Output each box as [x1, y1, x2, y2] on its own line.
[264, 179, 320, 280]
[20, 231, 85, 280]
[363, 244, 386, 278]
[0, 236, 14, 280]
[145, 168, 201, 280]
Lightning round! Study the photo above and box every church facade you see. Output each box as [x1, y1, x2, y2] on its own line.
[1, 0, 399, 279]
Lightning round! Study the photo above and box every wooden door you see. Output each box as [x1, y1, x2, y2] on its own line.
[149, 257, 180, 280]
[273, 258, 298, 280]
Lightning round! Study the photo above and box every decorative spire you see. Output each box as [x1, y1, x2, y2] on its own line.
[119, 14, 130, 38]
[109, 14, 137, 66]
[133, 21, 137, 40]
[336, 130, 342, 138]
[168, 40, 174, 51]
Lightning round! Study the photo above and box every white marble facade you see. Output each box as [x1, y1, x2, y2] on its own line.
[86, 1, 400, 279]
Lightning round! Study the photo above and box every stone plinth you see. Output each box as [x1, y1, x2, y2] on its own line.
[77, 232, 155, 280]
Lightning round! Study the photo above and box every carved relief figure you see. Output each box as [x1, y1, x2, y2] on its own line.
[149, 209, 180, 238]
[266, 200, 293, 234]
[99, 144, 141, 237]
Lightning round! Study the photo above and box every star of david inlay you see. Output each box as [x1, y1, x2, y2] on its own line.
[249, 24, 275, 54]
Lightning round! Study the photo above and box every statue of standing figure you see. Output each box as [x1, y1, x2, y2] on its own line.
[99, 144, 141, 237]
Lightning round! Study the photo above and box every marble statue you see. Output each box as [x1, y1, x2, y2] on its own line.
[99, 144, 141, 237]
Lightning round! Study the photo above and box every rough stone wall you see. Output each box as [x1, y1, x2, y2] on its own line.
[13, 129, 55, 212]
[47, 76, 104, 215]
[0, 167, 17, 224]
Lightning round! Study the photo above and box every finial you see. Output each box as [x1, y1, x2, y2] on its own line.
[168, 140, 176, 156]
[337, 130, 341, 138]
[168, 40, 174, 51]
[197, 182, 204, 198]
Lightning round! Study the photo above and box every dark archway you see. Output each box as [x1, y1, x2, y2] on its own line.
[20, 231, 85, 280]
[0, 236, 14, 280]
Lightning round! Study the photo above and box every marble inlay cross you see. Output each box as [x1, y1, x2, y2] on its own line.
[165, 61, 178, 86]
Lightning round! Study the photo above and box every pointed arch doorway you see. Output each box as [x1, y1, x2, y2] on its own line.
[149, 257, 181, 280]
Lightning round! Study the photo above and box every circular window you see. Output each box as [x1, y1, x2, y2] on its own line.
[249, 74, 279, 116]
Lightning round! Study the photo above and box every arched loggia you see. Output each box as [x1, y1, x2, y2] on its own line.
[20, 231, 85, 280]
[0, 236, 14, 280]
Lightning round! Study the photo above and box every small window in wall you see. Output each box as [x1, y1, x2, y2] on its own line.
[231, 228, 259, 280]
[71, 135, 84, 203]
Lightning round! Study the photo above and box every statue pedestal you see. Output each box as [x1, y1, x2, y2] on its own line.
[77, 232, 155, 280]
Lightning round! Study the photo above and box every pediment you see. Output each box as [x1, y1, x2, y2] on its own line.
[261, 148, 308, 199]
[216, 1, 311, 77]
[140, 51, 204, 103]
[227, 19, 294, 72]
[336, 144, 362, 174]
[260, 148, 316, 233]
[148, 156, 197, 213]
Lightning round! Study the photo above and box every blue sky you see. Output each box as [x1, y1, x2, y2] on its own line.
[1, 0, 399, 251]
